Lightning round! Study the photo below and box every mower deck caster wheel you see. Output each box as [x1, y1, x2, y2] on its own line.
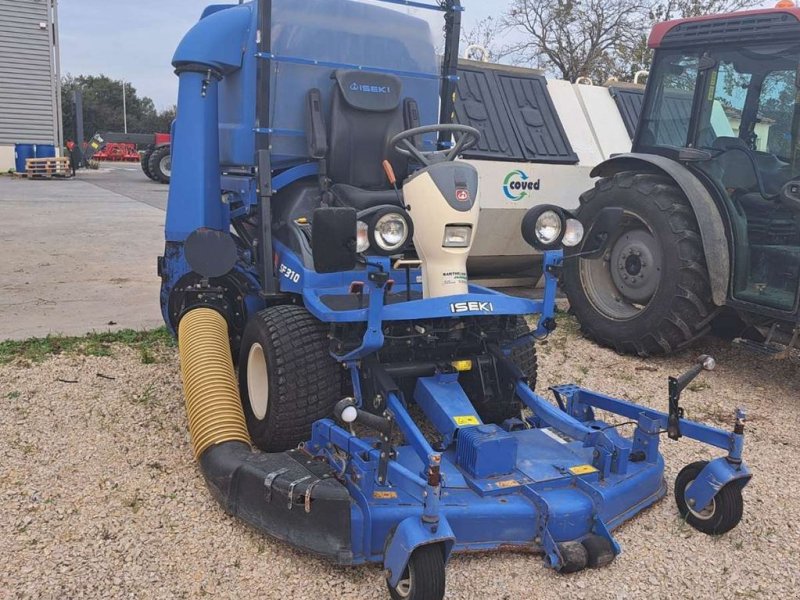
[556, 541, 588, 573]
[675, 461, 744, 535]
[581, 535, 615, 568]
[387, 544, 445, 600]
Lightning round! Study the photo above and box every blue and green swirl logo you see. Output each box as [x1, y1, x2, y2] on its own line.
[503, 170, 539, 201]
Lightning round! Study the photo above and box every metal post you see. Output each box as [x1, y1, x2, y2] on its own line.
[122, 79, 128, 134]
[256, 0, 277, 296]
[438, 0, 462, 147]
[72, 89, 85, 168]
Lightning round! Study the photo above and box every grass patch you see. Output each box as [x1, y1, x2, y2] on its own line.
[0, 328, 175, 365]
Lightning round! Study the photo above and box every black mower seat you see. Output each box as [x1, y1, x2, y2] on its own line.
[331, 183, 404, 211]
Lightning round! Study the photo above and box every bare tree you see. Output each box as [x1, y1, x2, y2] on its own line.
[503, 0, 646, 83]
[501, 0, 763, 84]
[461, 17, 505, 62]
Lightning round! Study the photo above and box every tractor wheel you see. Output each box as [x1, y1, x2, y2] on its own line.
[563, 172, 715, 356]
[675, 461, 744, 535]
[148, 145, 171, 184]
[387, 544, 446, 600]
[471, 317, 537, 425]
[238, 305, 340, 452]
[140, 147, 155, 180]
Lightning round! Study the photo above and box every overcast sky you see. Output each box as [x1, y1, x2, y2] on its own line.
[58, 0, 502, 110]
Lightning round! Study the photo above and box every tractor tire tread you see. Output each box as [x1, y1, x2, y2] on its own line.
[564, 172, 716, 357]
[148, 145, 171, 184]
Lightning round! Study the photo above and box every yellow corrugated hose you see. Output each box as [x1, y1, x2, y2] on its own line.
[178, 308, 251, 459]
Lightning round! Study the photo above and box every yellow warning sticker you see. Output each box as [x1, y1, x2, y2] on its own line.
[454, 415, 480, 426]
[373, 491, 398, 500]
[496, 479, 519, 489]
[569, 464, 598, 476]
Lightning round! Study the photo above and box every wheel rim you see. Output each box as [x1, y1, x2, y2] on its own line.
[394, 568, 412, 598]
[685, 478, 716, 520]
[247, 343, 269, 420]
[578, 211, 662, 321]
[160, 154, 172, 178]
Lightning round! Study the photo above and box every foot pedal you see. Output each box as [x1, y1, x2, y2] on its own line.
[733, 337, 792, 359]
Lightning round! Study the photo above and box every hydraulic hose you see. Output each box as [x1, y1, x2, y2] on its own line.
[177, 308, 251, 459]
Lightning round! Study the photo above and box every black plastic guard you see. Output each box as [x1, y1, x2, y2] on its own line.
[199, 442, 354, 563]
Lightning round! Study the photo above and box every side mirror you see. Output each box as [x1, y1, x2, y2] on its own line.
[578, 207, 623, 259]
[312, 207, 357, 273]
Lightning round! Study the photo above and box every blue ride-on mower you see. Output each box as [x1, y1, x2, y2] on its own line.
[160, 1, 752, 598]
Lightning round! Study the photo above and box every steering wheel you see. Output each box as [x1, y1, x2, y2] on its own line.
[390, 124, 480, 166]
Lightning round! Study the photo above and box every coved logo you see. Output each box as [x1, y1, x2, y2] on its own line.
[502, 169, 541, 201]
[450, 301, 495, 314]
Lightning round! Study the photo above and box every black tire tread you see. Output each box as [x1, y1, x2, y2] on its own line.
[148, 145, 171, 184]
[674, 460, 744, 535]
[239, 305, 340, 452]
[140, 147, 154, 180]
[387, 544, 445, 600]
[564, 172, 716, 357]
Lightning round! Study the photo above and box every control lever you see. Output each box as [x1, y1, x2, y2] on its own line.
[334, 397, 393, 435]
[668, 355, 716, 440]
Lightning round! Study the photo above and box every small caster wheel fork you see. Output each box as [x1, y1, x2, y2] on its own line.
[675, 460, 745, 535]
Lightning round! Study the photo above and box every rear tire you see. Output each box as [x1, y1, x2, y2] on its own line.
[563, 172, 715, 356]
[238, 305, 340, 452]
[387, 544, 445, 600]
[140, 147, 155, 180]
[148, 145, 171, 184]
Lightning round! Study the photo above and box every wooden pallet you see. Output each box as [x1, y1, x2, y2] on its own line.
[21, 157, 73, 179]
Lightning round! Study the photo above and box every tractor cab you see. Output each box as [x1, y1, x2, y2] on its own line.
[564, 7, 800, 357]
[638, 34, 800, 313]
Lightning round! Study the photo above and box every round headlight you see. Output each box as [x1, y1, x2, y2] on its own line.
[356, 221, 370, 253]
[373, 213, 409, 253]
[562, 218, 585, 247]
[535, 210, 563, 245]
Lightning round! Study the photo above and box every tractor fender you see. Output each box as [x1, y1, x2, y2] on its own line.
[684, 457, 752, 514]
[591, 153, 729, 306]
[384, 516, 455, 588]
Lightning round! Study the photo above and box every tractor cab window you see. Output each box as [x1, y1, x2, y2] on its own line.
[692, 44, 800, 312]
[637, 52, 699, 149]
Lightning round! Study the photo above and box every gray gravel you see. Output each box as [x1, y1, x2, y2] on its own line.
[2, 325, 799, 599]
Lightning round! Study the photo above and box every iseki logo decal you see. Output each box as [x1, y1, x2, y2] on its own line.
[449, 301, 495, 314]
[350, 82, 391, 94]
[503, 169, 541, 201]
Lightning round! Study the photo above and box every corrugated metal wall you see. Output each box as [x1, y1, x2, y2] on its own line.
[0, 0, 60, 146]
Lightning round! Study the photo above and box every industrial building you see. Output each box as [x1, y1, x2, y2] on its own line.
[0, 0, 63, 172]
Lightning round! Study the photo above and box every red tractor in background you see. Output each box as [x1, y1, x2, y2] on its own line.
[563, 4, 800, 359]
[84, 132, 172, 183]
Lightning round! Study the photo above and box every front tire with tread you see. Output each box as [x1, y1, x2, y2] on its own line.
[674, 460, 744, 535]
[238, 305, 340, 452]
[387, 544, 445, 600]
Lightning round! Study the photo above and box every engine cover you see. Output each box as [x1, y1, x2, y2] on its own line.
[456, 424, 517, 479]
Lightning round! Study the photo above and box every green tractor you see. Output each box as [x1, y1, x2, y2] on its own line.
[563, 6, 800, 357]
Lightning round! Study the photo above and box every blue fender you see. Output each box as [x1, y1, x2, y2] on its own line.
[685, 457, 751, 513]
[384, 516, 455, 588]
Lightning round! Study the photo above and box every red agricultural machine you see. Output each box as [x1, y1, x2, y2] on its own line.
[84, 132, 172, 183]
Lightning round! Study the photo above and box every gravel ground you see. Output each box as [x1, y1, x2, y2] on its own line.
[2, 322, 798, 600]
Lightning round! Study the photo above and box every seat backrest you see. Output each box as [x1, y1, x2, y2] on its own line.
[327, 70, 408, 190]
